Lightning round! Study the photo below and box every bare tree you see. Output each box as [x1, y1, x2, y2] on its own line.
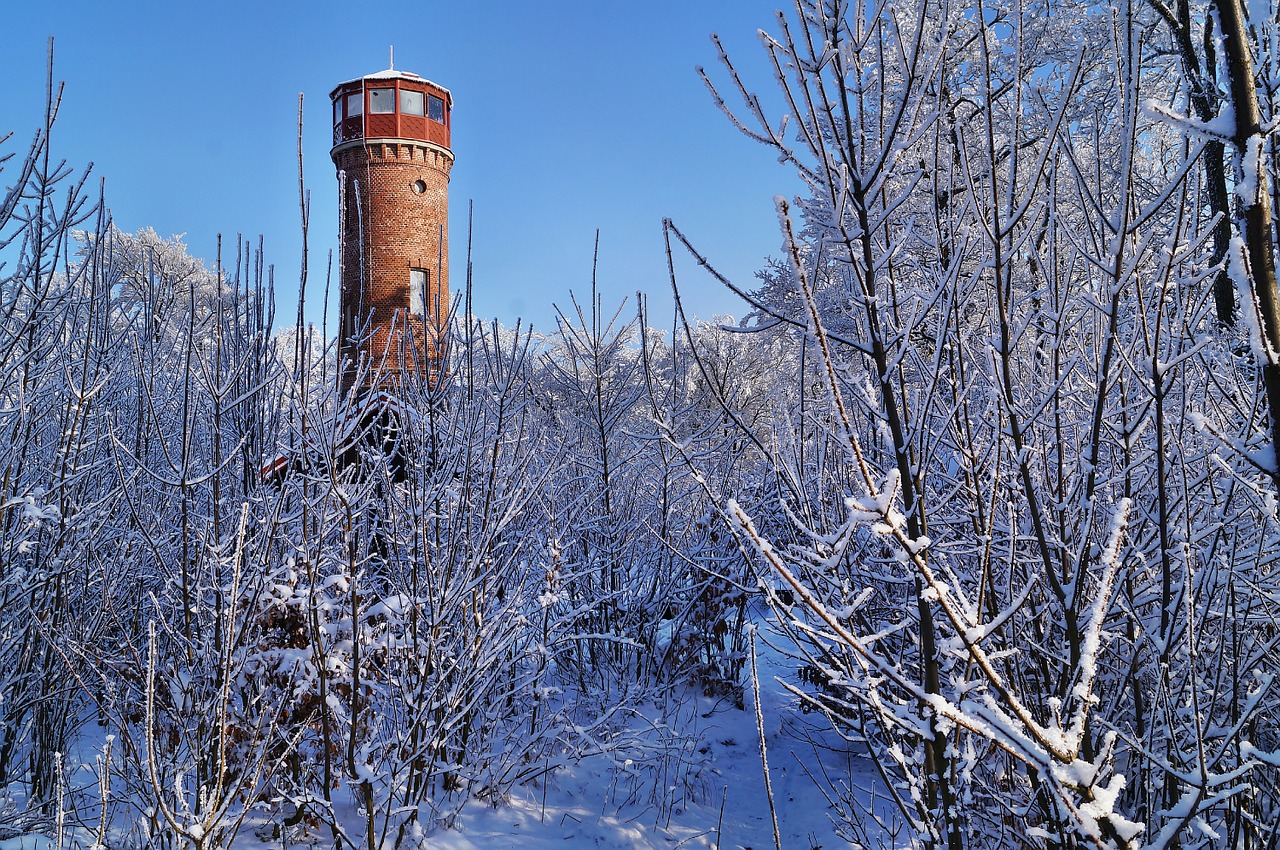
[682, 0, 1280, 846]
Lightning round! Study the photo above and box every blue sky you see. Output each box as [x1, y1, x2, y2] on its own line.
[2, 1, 799, 336]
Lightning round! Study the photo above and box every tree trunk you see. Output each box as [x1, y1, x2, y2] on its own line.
[1219, 0, 1280, 487]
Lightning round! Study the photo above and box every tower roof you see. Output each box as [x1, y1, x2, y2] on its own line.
[329, 68, 453, 105]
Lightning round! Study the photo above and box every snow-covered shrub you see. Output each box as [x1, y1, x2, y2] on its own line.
[0, 67, 125, 816]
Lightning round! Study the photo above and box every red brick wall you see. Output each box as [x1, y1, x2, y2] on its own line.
[334, 140, 451, 394]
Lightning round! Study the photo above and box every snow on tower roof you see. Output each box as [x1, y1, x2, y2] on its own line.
[363, 68, 416, 80]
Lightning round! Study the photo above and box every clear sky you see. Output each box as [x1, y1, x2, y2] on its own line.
[1, 1, 801, 337]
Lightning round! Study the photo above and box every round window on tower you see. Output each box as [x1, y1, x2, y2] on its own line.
[411, 179, 427, 195]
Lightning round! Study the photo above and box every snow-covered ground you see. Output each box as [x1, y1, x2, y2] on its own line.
[381, 622, 870, 844]
[381, 625, 876, 850]
[368, 624, 870, 850]
[1, 620, 882, 850]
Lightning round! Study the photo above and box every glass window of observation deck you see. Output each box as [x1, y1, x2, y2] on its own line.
[401, 90, 424, 116]
[369, 89, 394, 114]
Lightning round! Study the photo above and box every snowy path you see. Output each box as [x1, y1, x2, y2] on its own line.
[420, 624, 877, 849]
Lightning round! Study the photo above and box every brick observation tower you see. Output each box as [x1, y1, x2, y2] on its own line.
[330, 65, 452, 395]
